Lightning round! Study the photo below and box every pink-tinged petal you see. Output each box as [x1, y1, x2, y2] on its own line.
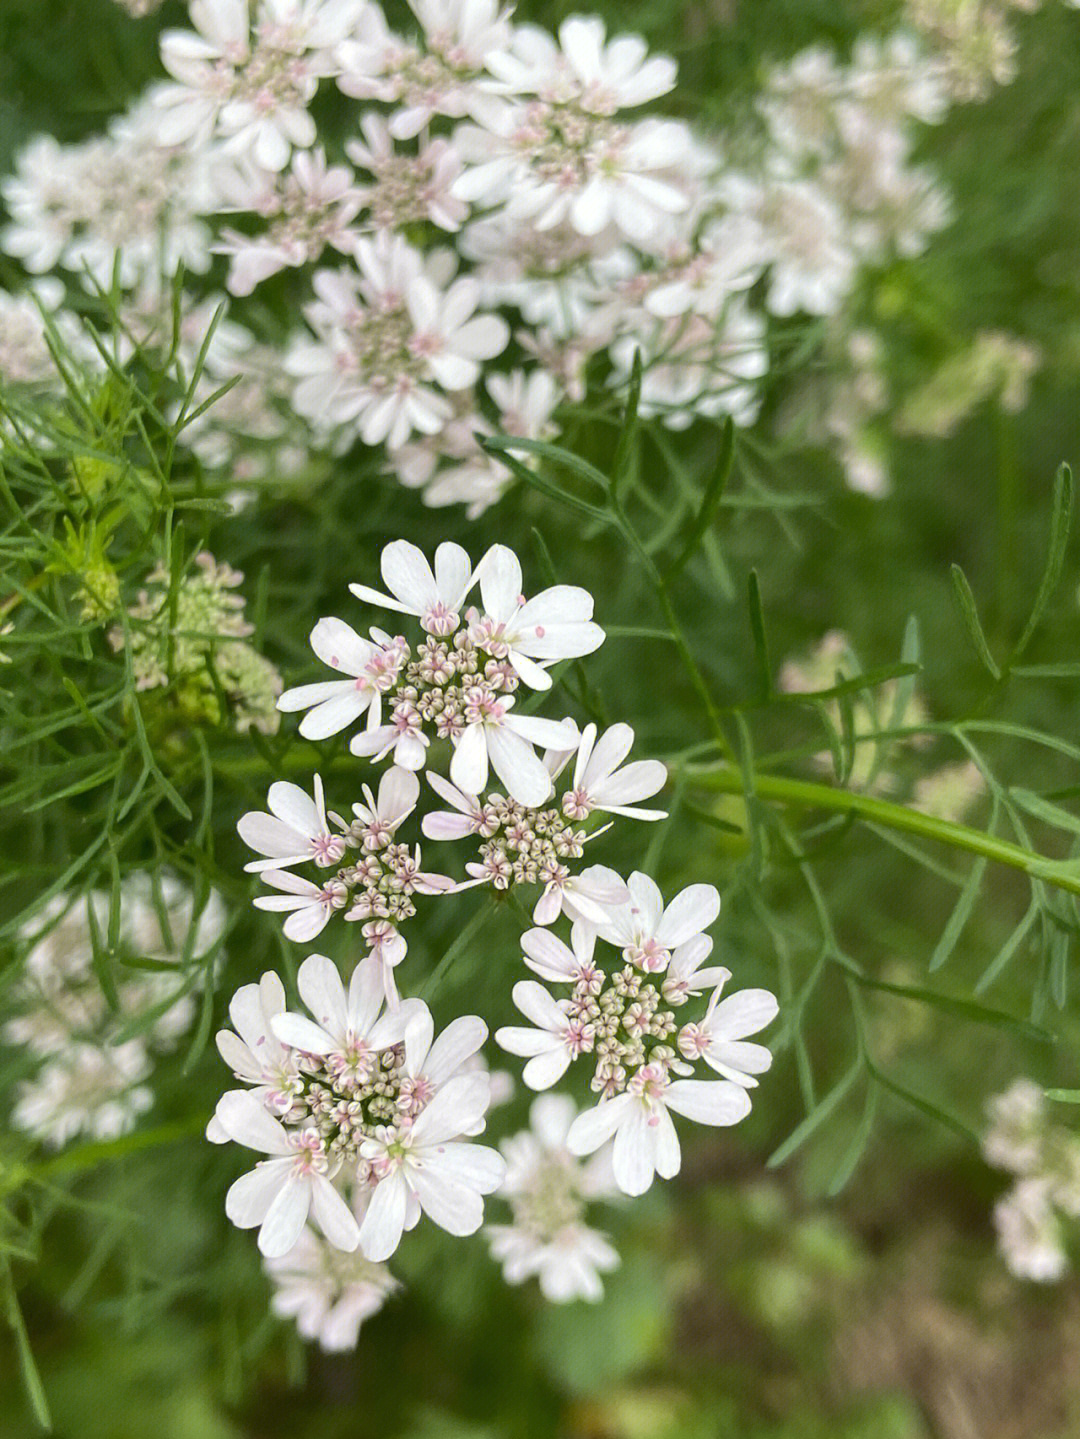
[477, 544, 521, 623]
[515, 586, 594, 630]
[216, 1090, 293, 1154]
[409, 1166, 484, 1236]
[410, 1074, 490, 1145]
[423, 811, 477, 841]
[709, 989, 779, 1040]
[704, 1041, 774, 1085]
[228, 979, 276, 1053]
[309, 617, 373, 676]
[657, 885, 721, 948]
[380, 539, 438, 612]
[360, 1168, 409, 1261]
[487, 726, 553, 808]
[403, 1007, 435, 1077]
[378, 765, 420, 824]
[258, 1172, 312, 1257]
[350, 724, 396, 759]
[592, 759, 667, 808]
[626, 872, 664, 932]
[566, 1094, 633, 1156]
[522, 1046, 572, 1090]
[513, 620, 606, 662]
[216, 1031, 263, 1082]
[653, 1106, 682, 1179]
[507, 651, 553, 690]
[267, 780, 320, 834]
[504, 713, 580, 750]
[283, 905, 333, 943]
[423, 1141, 505, 1193]
[348, 582, 416, 617]
[521, 929, 577, 981]
[451, 722, 490, 796]
[510, 979, 565, 1030]
[225, 1159, 290, 1228]
[532, 884, 564, 926]
[310, 1174, 361, 1251]
[271, 1012, 336, 1055]
[434, 541, 473, 607]
[297, 691, 369, 740]
[277, 680, 353, 711]
[495, 1026, 557, 1059]
[424, 1015, 487, 1085]
[664, 1079, 751, 1126]
[581, 723, 633, 783]
[347, 954, 387, 1035]
[612, 1102, 657, 1196]
[297, 953, 348, 1037]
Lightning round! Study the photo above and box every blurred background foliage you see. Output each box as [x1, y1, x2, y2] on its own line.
[4, 0, 1080, 1436]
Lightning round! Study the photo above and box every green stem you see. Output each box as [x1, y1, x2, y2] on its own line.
[682, 762, 1080, 896]
[609, 491, 731, 757]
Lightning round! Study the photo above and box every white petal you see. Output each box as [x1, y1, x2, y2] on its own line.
[522, 1046, 572, 1090]
[225, 1159, 289, 1228]
[566, 1095, 632, 1156]
[486, 726, 553, 808]
[360, 1169, 409, 1262]
[310, 1174, 361, 1251]
[271, 1013, 336, 1055]
[258, 1172, 312, 1257]
[451, 723, 490, 796]
[709, 989, 779, 1040]
[424, 1015, 488, 1084]
[297, 953, 348, 1037]
[657, 885, 721, 948]
[664, 1079, 751, 1126]
[612, 1103, 657, 1196]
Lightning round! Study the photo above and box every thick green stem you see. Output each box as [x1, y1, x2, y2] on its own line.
[683, 762, 1080, 896]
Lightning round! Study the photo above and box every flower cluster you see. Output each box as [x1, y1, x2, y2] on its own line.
[208, 955, 504, 1264]
[0, 0, 1021, 513]
[111, 550, 283, 736]
[486, 1093, 620, 1303]
[4, 875, 224, 1148]
[984, 1079, 1080, 1282]
[212, 537, 776, 1342]
[496, 879, 778, 1196]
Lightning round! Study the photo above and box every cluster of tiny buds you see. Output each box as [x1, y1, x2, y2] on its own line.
[284, 1042, 425, 1167]
[471, 793, 589, 890]
[566, 964, 687, 1098]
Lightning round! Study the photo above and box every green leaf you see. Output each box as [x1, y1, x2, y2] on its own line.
[480, 440, 612, 524]
[2, 1263, 52, 1431]
[869, 1067, 978, 1144]
[747, 569, 771, 701]
[950, 564, 1001, 680]
[610, 349, 641, 502]
[665, 416, 735, 578]
[1045, 1089, 1080, 1103]
[828, 1082, 878, 1195]
[767, 1060, 862, 1167]
[1010, 787, 1080, 837]
[928, 855, 987, 971]
[854, 973, 1052, 1041]
[769, 662, 922, 707]
[975, 899, 1039, 993]
[1010, 462, 1073, 665]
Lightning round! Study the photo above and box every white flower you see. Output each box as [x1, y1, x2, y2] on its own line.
[452, 112, 694, 244]
[265, 1226, 399, 1350]
[216, 148, 363, 295]
[238, 774, 347, 873]
[336, 0, 513, 138]
[566, 1063, 752, 1196]
[531, 860, 629, 928]
[487, 368, 562, 446]
[348, 765, 422, 847]
[395, 1006, 490, 1131]
[485, 16, 677, 112]
[660, 938, 730, 1006]
[270, 953, 420, 1085]
[12, 1040, 154, 1149]
[495, 979, 597, 1090]
[598, 872, 720, 973]
[676, 982, 778, 1088]
[215, 1089, 362, 1258]
[520, 923, 604, 989]
[286, 237, 508, 448]
[358, 1071, 505, 1261]
[348, 539, 476, 636]
[252, 869, 349, 942]
[208, 971, 304, 1141]
[277, 617, 407, 740]
[994, 1178, 1069, 1283]
[347, 114, 469, 231]
[450, 692, 579, 809]
[552, 722, 666, 821]
[470, 543, 605, 690]
[487, 1093, 620, 1302]
[984, 1078, 1048, 1176]
[421, 771, 489, 840]
[155, 0, 363, 170]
